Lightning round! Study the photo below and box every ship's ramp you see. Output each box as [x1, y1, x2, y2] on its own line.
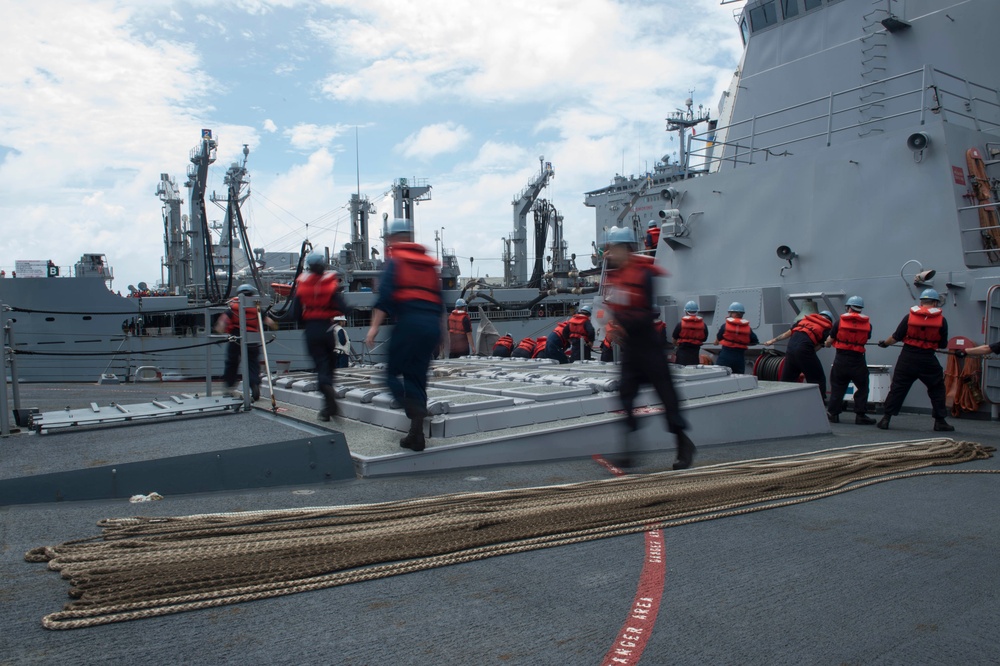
[267, 357, 830, 476]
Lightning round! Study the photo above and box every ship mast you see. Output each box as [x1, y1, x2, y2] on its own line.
[185, 130, 218, 301]
[156, 173, 188, 293]
[507, 157, 554, 285]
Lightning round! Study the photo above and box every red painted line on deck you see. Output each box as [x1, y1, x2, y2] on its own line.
[593, 454, 668, 666]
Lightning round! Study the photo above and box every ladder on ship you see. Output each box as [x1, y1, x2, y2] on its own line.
[31, 393, 243, 434]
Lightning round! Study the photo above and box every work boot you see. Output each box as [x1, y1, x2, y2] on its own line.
[855, 414, 876, 425]
[399, 417, 426, 452]
[320, 385, 339, 419]
[933, 419, 955, 432]
[672, 431, 696, 470]
[251, 384, 261, 402]
[876, 415, 890, 430]
[827, 412, 839, 424]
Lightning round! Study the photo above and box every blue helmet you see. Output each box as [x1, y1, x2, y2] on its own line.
[648, 220, 658, 229]
[236, 283, 257, 296]
[578, 304, 593, 316]
[919, 288, 941, 302]
[605, 226, 636, 246]
[305, 252, 326, 269]
[387, 218, 413, 237]
[728, 302, 745, 314]
[846, 295, 864, 310]
[819, 310, 834, 321]
[684, 300, 698, 313]
[455, 298, 467, 308]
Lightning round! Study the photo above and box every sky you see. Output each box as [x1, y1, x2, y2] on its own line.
[0, 0, 745, 290]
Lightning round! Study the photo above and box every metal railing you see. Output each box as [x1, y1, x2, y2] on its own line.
[689, 65, 1000, 172]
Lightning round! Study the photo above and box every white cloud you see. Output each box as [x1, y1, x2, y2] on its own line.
[262, 118, 278, 133]
[396, 122, 471, 160]
[284, 123, 349, 150]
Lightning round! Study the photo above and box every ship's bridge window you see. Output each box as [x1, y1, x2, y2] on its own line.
[740, 16, 750, 43]
[803, 0, 822, 10]
[782, 0, 799, 18]
[749, 1, 778, 31]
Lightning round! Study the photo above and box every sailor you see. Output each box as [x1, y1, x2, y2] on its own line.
[644, 220, 660, 256]
[0, 270, 4, 278]
[672, 301, 708, 366]
[566, 305, 596, 362]
[600, 319, 623, 362]
[715, 302, 759, 375]
[331, 315, 351, 369]
[766, 310, 834, 401]
[957, 340, 1000, 357]
[364, 218, 444, 452]
[603, 226, 694, 469]
[544, 319, 571, 364]
[215, 284, 275, 402]
[492, 333, 514, 358]
[875, 289, 954, 431]
[823, 296, 875, 424]
[652, 311, 668, 348]
[290, 253, 349, 419]
[531, 336, 548, 359]
[512, 336, 536, 359]
[447, 298, 475, 358]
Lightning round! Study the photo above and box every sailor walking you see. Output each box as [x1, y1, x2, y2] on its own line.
[291, 253, 350, 420]
[365, 218, 444, 452]
[447, 298, 475, 358]
[876, 289, 954, 431]
[603, 226, 694, 470]
[824, 296, 876, 424]
[215, 283, 274, 402]
[672, 301, 708, 366]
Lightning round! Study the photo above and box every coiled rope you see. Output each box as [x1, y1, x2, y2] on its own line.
[25, 438, 995, 630]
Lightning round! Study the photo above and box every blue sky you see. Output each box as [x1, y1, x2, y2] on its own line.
[0, 0, 744, 289]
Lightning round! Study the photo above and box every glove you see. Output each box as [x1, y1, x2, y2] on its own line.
[877, 340, 889, 348]
[954, 350, 967, 358]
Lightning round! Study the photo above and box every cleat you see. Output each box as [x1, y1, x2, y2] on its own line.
[876, 416, 890, 430]
[855, 414, 876, 425]
[933, 420, 955, 432]
[827, 412, 839, 423]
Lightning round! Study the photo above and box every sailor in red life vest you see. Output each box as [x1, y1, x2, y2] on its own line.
[447, 298, 475, 358]
[603, 226, 694, 470]
[364, 218, 444, 452]
[644, 220, 660, 256]
[652, 311, 668, 347]
[214, 283, 276, 402]
[530, 336, 547, 359]
[823, 296, 876, 424]
[492, 333, 514, 357]
[512, 336, 536, 359]
[875, 289, 954, 431]
[289, 252, 350, 420]
[566, 305, 596, 362]
[765, 310, 834, 401]
[672, 301, 708, 365]
[600, 318, 622, 362]
[715, 302, 759, 375]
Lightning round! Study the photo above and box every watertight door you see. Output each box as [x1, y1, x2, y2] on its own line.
[983, 284, 1000, 403]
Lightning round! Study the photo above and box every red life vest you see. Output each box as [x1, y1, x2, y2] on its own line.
[904, 305, 944, 350]
[832, 311, 871, 353]
[604, 254, 664, 318]
[646, 227, 661, 249]
[531, 337, 547, 358]
[448, 310, 470, 335]
[720, 318, 751, 349]
[493, 334, 514, 354]
[677, 315, 707, 345]
[388, 243, 442, 305]
[516, 337, 536, 354]
[551, 320, 570, 344]
[226, 298, 260, 335]
[567, 313, 592, 341]
[296, 271, 341, 321]
[791, 313, 832, 345]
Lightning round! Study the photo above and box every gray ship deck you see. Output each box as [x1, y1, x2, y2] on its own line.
[2, 378, 999, 665]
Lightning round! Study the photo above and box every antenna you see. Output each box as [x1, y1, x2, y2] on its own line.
[355, 127, 361, 199]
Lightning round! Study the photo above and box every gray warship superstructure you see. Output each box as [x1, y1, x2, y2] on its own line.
[0, 133, 592, 381]
[587, 0, 1000, 415]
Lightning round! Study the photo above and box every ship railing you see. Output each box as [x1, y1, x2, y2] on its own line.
[957, 200, 1000, 265]
[688, 65, 1000, 172]
[468, 309, 532, 322]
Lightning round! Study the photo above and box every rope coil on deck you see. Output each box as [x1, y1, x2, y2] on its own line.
[24, 438, 996, 630]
